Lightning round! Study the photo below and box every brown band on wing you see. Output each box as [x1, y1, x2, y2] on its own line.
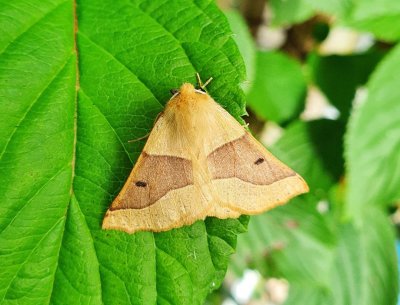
[207, 134, 296, 185]
[111, 153, 193, 210]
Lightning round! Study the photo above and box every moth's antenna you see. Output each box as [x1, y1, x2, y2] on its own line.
[202, 77, 213, 89]
[196, 72, 213, 91]
[196, 73, 202, 88]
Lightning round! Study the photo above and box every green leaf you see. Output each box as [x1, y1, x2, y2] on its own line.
[231, 196, 336, 279]
[346, 42, 400, 214]
[329, 209, 398, 305]
[247, 51, 307, 123]
[269, 0, 349, 25]
[308, 50, 384, 121]
[0, 1, 248, 304]
[303, 0, 351, 17]
[270, 119, 345, 195]
[224, 10, 256, 93]
[269, 0, 400, 41]
[345, 0, 400, 41]
[269, 0, 315, 25]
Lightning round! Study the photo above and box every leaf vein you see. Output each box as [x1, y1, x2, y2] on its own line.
[0, 56, 72, 161]
[77, 31, 162, 107]
[0, 165, 70, 234]
[0, 1, 68, 55]
[0, 217, 65, 304]
[80, 89, 133, 164]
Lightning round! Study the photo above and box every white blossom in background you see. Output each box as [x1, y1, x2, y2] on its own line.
[257, 25, 287, 50]
[319, 26, 374, 55]
[265, 278, 289, 305]
[231, 269, 261, 304]
[353, 86, 368, 108]
[317, 200, 329, 214]
[301, 86, 340, 121]
[259, 122, 284, 147]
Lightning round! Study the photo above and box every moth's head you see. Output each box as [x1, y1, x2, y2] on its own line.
[169, 83, 207, 100]
[170, 73, 212, 100]
[180, 83, 207, 95]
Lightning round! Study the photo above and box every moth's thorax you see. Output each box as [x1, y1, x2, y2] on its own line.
[161, 83, 219, 158]
[166, 83, 213, 131]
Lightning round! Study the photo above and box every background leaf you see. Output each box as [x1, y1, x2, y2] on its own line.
[346, 42, 400, 214]
[247, 51, 306, 123]
[344, 0, 400, 41]
[269, 0, 400, 41]
[270, 119, 345, 195]
[269, 0, 315, 26]
[269, 0, 349, 25]
[0, 1, 248, 304]
[309, 50, 384, 121]
[225, 10, 256, 93]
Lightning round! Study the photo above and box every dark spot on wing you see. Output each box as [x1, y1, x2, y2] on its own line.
[135, 181, 147, 187]
[255, 158, 264, 165]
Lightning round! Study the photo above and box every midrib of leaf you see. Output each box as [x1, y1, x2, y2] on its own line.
[71, 0, 79, 188]
[48, 0, 83, 303]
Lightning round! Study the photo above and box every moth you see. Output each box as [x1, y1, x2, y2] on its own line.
[103, 75, 308, 234]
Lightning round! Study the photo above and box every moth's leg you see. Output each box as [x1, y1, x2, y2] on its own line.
[128, 111, 163, 143]
[128, 133, 150, 143]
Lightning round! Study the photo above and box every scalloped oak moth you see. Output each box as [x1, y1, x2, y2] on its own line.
[102, 77, 308, 234]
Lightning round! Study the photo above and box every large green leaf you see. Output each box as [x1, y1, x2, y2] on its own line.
[346, 42, 400, 214]
[0, 1, 248, 304]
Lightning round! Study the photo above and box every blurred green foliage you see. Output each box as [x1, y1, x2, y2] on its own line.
[247, 51, 306, 123]
[224, 1, 400, 305]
